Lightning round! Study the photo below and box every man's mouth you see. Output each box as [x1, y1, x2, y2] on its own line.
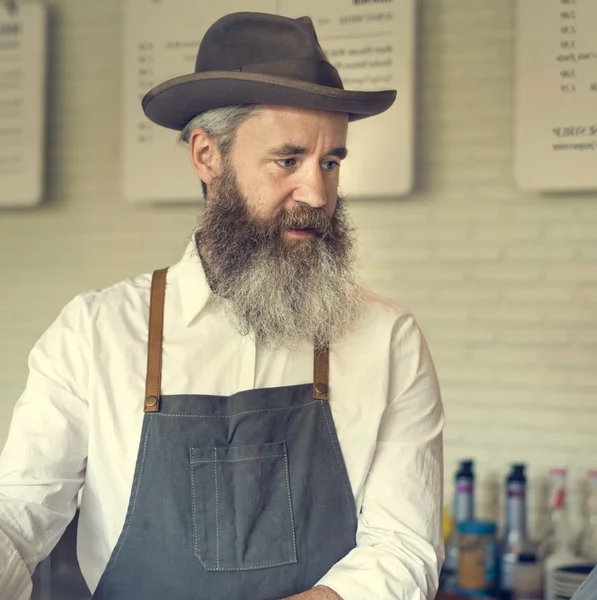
[283, 227, 318, 239]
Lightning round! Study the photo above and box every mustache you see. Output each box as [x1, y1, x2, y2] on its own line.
[268, 204, 335, 237]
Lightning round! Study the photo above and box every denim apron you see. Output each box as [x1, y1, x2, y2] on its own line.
[91, 268, 358, 600]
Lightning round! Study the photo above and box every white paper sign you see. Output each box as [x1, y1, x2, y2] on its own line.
[0, 1, 46, 207]
[122, 0, 415, 203]
[515, 0, 597, 191]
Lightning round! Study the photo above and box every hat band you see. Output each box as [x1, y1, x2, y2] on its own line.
[236, 58, 344, 90]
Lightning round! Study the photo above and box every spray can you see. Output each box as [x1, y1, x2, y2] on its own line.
[500, 464, 529, 600]
[441, 460, 475, 593]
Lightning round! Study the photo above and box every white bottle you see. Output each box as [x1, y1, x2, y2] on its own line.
[542, 468, 583, 600]
[576, 470, 597, 561]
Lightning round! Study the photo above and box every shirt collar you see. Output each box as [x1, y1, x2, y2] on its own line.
[171, 237, 213, 327]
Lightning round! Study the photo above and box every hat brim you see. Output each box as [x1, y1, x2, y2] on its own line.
[142, 71, 397, 130]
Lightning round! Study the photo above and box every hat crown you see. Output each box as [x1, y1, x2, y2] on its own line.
[196, 12, 329, 73]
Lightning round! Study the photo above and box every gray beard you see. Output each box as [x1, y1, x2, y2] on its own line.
[194, 166, 363, 350]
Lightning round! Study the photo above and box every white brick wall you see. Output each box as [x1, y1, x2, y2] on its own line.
[0, 0, 596, 541]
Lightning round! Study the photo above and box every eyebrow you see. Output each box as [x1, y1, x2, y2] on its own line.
[268, 143, 349, 160]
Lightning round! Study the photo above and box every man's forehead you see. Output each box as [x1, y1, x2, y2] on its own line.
[241, 105, 348, 151]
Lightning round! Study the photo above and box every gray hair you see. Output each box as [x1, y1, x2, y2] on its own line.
[179, 105, 257, 196]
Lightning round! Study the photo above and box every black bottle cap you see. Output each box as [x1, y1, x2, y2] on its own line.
[456, 460, 474, 480]
[507, 464, 526, 483]
[518, 553, 538, 564]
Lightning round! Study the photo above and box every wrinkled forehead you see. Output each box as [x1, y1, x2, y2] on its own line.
[237, 105, 349, 154]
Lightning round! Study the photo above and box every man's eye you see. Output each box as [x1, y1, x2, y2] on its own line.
[323, 160, 340, 171]
[276, 158, 296, 168]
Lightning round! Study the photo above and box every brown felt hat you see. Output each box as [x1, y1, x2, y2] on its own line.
[142, 12, 397, 131]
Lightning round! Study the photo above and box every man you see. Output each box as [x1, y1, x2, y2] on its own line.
[0, 12, 444, 600]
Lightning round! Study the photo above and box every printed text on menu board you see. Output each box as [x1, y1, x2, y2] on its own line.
[0, 17, 23, 177]
[552, 0, 597, 148]
[134, 39, 200, 146]
[0, 3, 46, 207]
[515, 0, 597, 190]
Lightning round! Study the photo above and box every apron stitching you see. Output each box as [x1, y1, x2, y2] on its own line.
[101, 419, 152, 582]
[283, 444, 298, 562]
[319, 403, 354, 513]
[190, 458, 200, 565]
[155, 401, 319, 419]
[191, 455, 285, 464]
[189, 467, 210, 570]
[214, 448, 220, 569]
[212, 559, 297, 571]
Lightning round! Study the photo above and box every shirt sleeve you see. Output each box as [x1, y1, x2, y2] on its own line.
[0, 295, 90, 600]
[316, 315, 445, 600]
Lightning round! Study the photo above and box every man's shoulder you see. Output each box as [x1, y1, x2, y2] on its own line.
[55, 270, 162, 334]
[74, 243, 195, 317]
[360, 287, 415, 326]
[31, 270, 159, 354]
[350, 286, 431, 350]
[76, 270, 154, 312]
[337, 287, 427, 362]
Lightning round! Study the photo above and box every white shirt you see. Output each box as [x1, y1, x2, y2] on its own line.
[0, 241, 444, 600]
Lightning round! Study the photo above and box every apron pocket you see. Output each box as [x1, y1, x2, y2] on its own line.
[190, 441, 298, 571]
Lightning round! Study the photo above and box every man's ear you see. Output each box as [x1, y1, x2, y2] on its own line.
[189, 129, 222, 186]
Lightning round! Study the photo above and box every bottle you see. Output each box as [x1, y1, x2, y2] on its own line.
[458, 520, 499, 597]
[440, 460, 475, 593]
[500, 464, 530, 600]
[542, 468, 583, 600]
[576, 470, 597, 562]
[512, 553, 542, 600]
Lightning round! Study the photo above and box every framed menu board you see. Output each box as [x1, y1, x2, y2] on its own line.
[122, 0, 415, 203]
[0, 0, 47, 207]
[515, 0, 597, 191]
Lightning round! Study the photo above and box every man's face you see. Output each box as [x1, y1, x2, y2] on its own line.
[222, 105, 348, 232]
[193, 106, 361, 350]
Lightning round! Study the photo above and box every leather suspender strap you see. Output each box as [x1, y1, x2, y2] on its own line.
[313, 345, 330, 401]
[144, 268, 168, 413]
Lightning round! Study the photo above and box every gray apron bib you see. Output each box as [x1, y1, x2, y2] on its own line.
[91, 268, 358, 600]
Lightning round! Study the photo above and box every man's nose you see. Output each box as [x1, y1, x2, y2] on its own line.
[292, 165, 328, 209]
